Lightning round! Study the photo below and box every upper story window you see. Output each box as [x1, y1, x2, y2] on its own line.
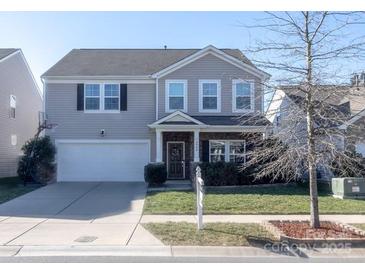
[10, 95, 16, 119]
[209, 140, 246, 163]
[85, 84, 120, 112]
[232, 79, 254, 113]
[104, 84, 120, 110]
[85, 84, 100, 110]
[199, 80, 221, 112]
[166, 80, 187, 112]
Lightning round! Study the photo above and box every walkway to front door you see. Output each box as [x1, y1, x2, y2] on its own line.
[167, 142, 185, 179]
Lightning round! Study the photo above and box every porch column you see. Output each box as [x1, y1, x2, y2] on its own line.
[193, 129, 200, 162]
[156, 129, 163, 162]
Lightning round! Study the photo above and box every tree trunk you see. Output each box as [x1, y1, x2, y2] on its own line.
[306, 101, 320, 228]
[304, 11, 320, 228]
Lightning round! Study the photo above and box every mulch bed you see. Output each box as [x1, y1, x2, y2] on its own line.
[269, 221, 365, 239]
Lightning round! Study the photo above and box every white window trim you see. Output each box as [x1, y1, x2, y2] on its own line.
[198, 79, 221, 113]
[232, 79, 255, 113]
[209, 140, 246, 163]
[165, 80, 188, 113]
[84, 83, 120, 113]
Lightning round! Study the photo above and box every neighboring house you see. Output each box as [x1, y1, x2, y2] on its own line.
[266, 83, 365, 174]
[42, 45, 271, 182]
[0, 49, 43, 178]
[339, 75, 365, 157]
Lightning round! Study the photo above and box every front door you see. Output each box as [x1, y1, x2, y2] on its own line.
[167, 142, 185, 179]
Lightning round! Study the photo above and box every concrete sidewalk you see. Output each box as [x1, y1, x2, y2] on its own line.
[141, 214, 365, 224]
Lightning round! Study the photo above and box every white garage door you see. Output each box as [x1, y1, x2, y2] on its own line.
[56, 140, 150, 182]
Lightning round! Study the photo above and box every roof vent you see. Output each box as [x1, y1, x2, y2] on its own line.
[164, 45, 167, 50]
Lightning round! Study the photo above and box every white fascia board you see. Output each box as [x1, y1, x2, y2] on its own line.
[18, 50, 43, 100]
[151, 45, 270, 80]
[0, 50, 20, 63]
[150, 110, 205, 126]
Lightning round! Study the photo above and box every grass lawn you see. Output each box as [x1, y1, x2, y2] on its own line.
[143, 185, 365, 215]
[0, 177, 40, 204]
[352, 224, 365, 231]
[143, 222, 274, 246]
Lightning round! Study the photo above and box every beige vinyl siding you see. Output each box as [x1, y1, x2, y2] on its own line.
[158, 53, 263, 119]
[45, 83, 156, 161]
[0, 53, 42, 177]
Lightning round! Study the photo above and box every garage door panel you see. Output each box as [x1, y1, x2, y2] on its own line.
[57, 141, 150, 182]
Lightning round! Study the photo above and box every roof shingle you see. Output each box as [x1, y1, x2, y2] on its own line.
[0, 48, 19, 60]
[42, 48, 255, 77]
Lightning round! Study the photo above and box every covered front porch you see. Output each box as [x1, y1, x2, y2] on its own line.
[149, 111, 270, 180]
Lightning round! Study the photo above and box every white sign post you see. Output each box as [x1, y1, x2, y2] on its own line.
[196, 166, 204, 230]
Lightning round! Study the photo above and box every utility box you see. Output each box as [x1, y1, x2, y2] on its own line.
[332, 177, 365, 199]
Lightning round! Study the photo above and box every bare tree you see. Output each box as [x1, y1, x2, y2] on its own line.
[242, 12, 365, 228]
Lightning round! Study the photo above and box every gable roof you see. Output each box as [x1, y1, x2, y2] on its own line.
[0, 48, 19, 61]
[42, 46, 262, 78]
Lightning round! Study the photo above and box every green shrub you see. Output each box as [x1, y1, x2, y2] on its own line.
[144, 163, 167, 187]
[17, 136, 56, 184]
[198, 162, 286, 186]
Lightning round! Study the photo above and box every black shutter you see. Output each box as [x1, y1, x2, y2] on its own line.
[120, 84, 127, 111]
[77, 84, 84, 111]
[202, 140, 209, 162]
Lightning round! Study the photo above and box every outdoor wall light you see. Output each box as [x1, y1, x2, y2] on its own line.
[100, 129, 105, 137]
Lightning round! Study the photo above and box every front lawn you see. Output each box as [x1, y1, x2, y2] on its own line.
[143, 222, 274, 246]
[352, 224, 365, 231]
[143, 185, 365, 215]
[0, 177, 40, 204]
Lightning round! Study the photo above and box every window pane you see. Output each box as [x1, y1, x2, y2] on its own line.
[203, 97, 217, 109]
[230, 141, 245, 154]
[202, 83, 217, 96]
[104, 98, 119, 110]
[229, 155, 245, 163]
[105, 84, 119, 97]
[236, 83, 251, 96]
[85, 84, 100, 96]
[210, 155, 225, 163]
[85, 98, 100, 110]
[236, 97, 251, 109]
[210, 141, 225, 154]
[169, 83, 184, 96]
[169, 97, 184, 110]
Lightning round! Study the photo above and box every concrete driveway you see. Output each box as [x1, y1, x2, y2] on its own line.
[0, 182, 162, 246]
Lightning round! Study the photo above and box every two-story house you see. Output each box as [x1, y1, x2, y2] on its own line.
[42, 45, 270, 182]
[0, 49, 43, 178]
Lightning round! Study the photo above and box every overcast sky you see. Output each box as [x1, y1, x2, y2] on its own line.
[1, 12, 364, 90]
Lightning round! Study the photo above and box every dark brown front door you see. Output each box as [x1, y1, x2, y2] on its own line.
[167, 142, 185, 179]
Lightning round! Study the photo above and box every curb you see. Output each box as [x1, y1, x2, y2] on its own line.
[0, 245, 283, 258]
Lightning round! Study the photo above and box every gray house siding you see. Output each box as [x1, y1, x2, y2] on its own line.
[158, 53, 263, 119]
[0, 52, 42, 177]
[45, 83, 156, 161]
